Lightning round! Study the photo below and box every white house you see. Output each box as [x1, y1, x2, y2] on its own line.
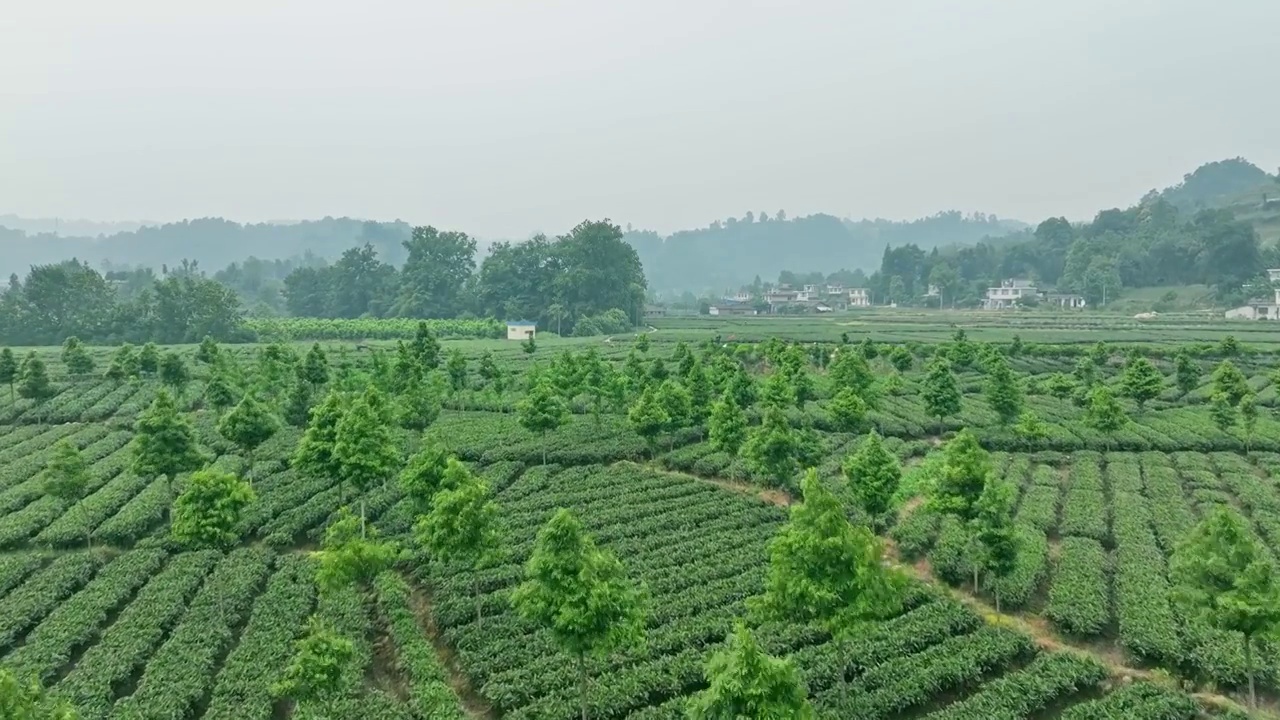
[506, 320, 537, 340]
[1044, 293, 1087, 309]
[983, 279, 1038, 309]
[847, 288, 870, 307]
[1226, 268, 1280, 320]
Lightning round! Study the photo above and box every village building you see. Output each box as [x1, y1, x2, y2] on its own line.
[847, 288, 871, 307]
[506, 320, 537, 340]
[1225, 269, 1280, 320]
[982, 279, 1039, 310]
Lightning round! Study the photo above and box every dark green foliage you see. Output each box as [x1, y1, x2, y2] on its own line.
[1120, 356, 1164, 411]
[1174, 352, 1200, 395]
[171, 469, 255, 549]
[0, 348, 16, 401]
[294, 390, 344, 483]
[105, 344, 140, 381]
[195, 336, 220, 364]
[841, 431, 901, 520]
[742, 406, 801, 490]
[18, 352, 55, 402]
[827, 387, 868, 433]
[158, 351, 190, 388]
[983, 354, 1022, 426]
[138, 342, 160, 375]
[1212, 360, 1249, 406]
[217, 393, 281, 479]
[687, 623, 815, 720]
[61, 337, 94, 376]
[301, 343, 329, 386]
[707, 392, 747, 455]
[930, 430, 991, 521]
[922, 357, 961, 425]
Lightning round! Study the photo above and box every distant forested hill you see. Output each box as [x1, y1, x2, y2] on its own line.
[626, 211, 1025, 293]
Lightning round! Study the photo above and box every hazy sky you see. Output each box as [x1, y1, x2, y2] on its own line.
[3, 0, 1279, 238]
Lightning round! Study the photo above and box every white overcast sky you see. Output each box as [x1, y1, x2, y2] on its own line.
[2, 0, 1278, 238]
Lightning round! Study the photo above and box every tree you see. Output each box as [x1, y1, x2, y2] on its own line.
[18, 352, 55, 406]
[841, 431, 901, 525]
[829, 348, 874, 397]
[1210, 391, 1237, 434]
[410, 322, 442, 370]
[687, 622, 814, 720]
[416, 465, 502, 625]
[399, 441, 451, 515]
[1014, 411, 1049, 442]
[654, 380, 692, 448]
[1171, 507, 1280, 709]
[517, 379, 568, 465]
[707, 393, 747, 455]
[1174, 352, 1201, 395]
[1212, 360, 1249, 406]
[1085, 385, 1128, 433]
[1120, 355, 1164, 411]
[396, 374, 443, 431]
[922, 357, 962, 429]
[0, 667, 78, 720]
[204, 371, 237, 414]
[1045, 373, 1075, 399]
[522, 335, 537, 355]
[294, 390, 344, 483]
[334, 386, 399, 534]
[170, 468, 255, 549]
[971, 473, 1019, 610]
[760, 369, 794, 409]
[983, 354, 1023, 426]
[272, 619, 354, 718]
[105, 344, 140, 382]
[511, 509, 646, 720]
[1240, 392, 1259, 452]
[752, 469, 901, 634]
[61, 337, 94, 376]
[0, 348, 16, 402]
[827, 387, 868, 433]
[282, 377, 314, 427]
[316, 506, 397, 591]
[635, 332, 650, 354]
[888, 345, 913, 372]
[445, 348, 469, 394]
[686, 359, 712, 425]
[138, 342, 160, 375]
[547, 302, 567, 336]
[43, 440, 91, 545]
[930, 430, 991, 521]
[158, 351, 190, 389]
[195, 335, 220, 365]
[628, 387, 669, 458]
[393, 226, 477, 318]
[742, 406, 801, 491]
[217, 393, 281, 484]
[301, 343, 330, 386]
[132, 389, 205, 512]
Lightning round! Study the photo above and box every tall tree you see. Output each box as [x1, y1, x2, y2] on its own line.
[742, 406, 801, 491]
[971, 472, 1019, 610]
[316, 506, 397, 591]
[0, 348, 16, 402]
[334, 386, 399, 533]
[282, 375, 314, 428]
[1084, 385, 1128, 433]
[654, 379, 692, 448]
[61, 337, 94, 376]
[707, 392, 747, 455]
[930, 430, 991, 521]
[1174, 351, 1201, 395]
[829, 348, 875, 397]
[922, 357, 962, 430]
[1120, 355, 1164, 411]
[43, 440, 91, 546]
[105, 344, 140, 382]
[1210, 391, 1237, 434]
[1240, 393, 1259, 452]
[138, 342, 160, 375]
[841, 431, 901, 525]
[752, 469, 902, 634]
[511, 509, 646, 720]
[272, 620, 355, 718]
[399, 441, 452, 516]
[17, 352, 55, 408]
[170, 468, 256, 550]
[217, 393, 281, 484]
[446, 348, 469, 393]
[1171, 507, 1280, 709]
[301, 343, 330, 387]
[827, 387, 868, 433]
[628, 387, 670, 458]
[410, 322, 442, 370]
[132, 389, 205, 513]
[158, 351, 190, 390]
[983, 354, 1023, 426]
[687, 623, 815, 720]
[393, 226, 477, 318]
[517, 379, 568, 465]
[396, 373, 444, 431]
[1212, 360, 1249, 406]
[416, 468, 503, 626]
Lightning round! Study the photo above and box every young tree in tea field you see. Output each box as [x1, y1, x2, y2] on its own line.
[399, 441, 451, 516]
[1212, 360, 1249, 406]
[446, 347, 468, 392]
[1171, 507, 1280, 709]
[1210, 391, 1237, 434]
[518, 379, 568, 465]
[859, 337, 879, 360]
[1014, 411, 1049, 442]
[43, 440, 91, 545]
[1240, 393, 1259, 452]
[1045, 372, 1075, 400]
[132, 389, 205, 513]
[888, 345, 913, 372]
[204, 371, 237, 414]
[1084, 385, 1128, 433]
[477, 350, 502, 391]
[752, 469, 902, 635]
[1174, 351, 1200, 395]
[742, 406, 801, 492]
[512, 509, 646, 720]
[217, 392, 280, 484]
[294, 389, 344, 483]
[635, 332, 650, 353]
[0, 667, 78, 720]
[272, 619, 354, 718]
[195, 335, 220, 365]
[396, 373, 444, 431]
[726, 365, 757, 408]
[760, 369, 794, 410]
[628, 387, 670, 459]
[971, 472, 1019, 610]
[158, 351, 190, 390]
[707, 392, 747, 455]
[18, 352, 55, 411]
[686, 359, 712, 425]
[930, 430, 992, 521]
[983, 354, 1023, 426]
[301, 342, 330, 386]
[522, 334, 537, 355]
[829, 348, 875, 398]
[1120, 355, 1164, 411]
[282, 376, 314, 427]
[647, 357, 669, 385]
[392, 341, 423, 393]
[1220, 334, 1241, 356]
[411, 321, 442, 369]
[171, 468, 255, 550]
[0, 348, 17, 402]
[334, 386, 399, 534]
[104, 343, 140, 382]
[655, 379, 692, 448]
[316, 507, 397, 592]
[687, 622, 815, 720]
[138, 342, 160, 375]
[922, 357, 962, 430]
[416, 468, 502, 626]
[827, 387, 868, 433]
[841, 431, 901, 527]
[61, 336, 94, 376]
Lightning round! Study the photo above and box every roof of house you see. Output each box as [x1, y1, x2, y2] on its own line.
[506, 320, 537, 326]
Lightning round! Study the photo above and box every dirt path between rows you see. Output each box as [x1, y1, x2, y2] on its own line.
[407, 583, 497, 720]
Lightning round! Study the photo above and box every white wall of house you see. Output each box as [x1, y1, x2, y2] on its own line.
[506, 323, 536, 340]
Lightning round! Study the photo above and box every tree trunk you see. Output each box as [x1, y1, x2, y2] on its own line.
[474, 576, 483, 628]
[578, 653, 589, 720]
[246, 450, 255, 488]
[973, 567, 980, 594]
[1245, 635, 1257, 709]
[360, 498, 367, 538]
[994, 585, 1001, 614]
